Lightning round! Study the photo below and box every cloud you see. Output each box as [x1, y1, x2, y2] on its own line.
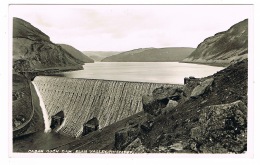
[10, 5, 252, 51]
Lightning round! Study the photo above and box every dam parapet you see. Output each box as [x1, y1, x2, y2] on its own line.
[33, 76, 181, 137]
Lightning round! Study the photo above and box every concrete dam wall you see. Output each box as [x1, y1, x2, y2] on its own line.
[33, 76, 179, 137]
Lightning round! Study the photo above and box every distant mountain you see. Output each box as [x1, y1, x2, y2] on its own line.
[59, 44, 94, 63]
[183, 19, 248, 66]
[82, 51, 121, 62]
[101, 47, 195, 62]
[13, 17, 83, 72]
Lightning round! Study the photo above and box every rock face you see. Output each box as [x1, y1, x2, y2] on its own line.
[102, 47, 195, 62]
[142, 86, 184, 116]
[190, 78, 214, 99]
[142, 95, 169, 116]
[190, 100, 247, 153]
[13, 17, 83, 72]
[152, 86, 184, 101]
[124, 138, 147, 153]
[115, 124, 140, 150]
[33, 76, 180, 137]
[183, 19, 248, 66]
[59, 44, 94, 63]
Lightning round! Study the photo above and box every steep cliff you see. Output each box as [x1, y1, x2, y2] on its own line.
[59, 44, 94, 63]
[33, 77, 181, 137]
[183, 19, 248, 66]
[13, 17, 83, 72]
[102, 47, 195, 62]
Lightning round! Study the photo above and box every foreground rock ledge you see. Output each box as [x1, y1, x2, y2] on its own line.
[190, 100, 247, 153]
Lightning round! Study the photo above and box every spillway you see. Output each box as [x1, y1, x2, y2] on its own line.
[33, 76, 180, 137]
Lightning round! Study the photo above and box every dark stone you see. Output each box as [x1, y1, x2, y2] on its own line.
[142, 95, 168, 116]
[82, 117, 99, 136]
[152, 86, 183, 101]
[115, 124, 140, 150]
[184, 76, 196, 84]
[140, 120, 154, 133]
[50, 111, 64, 129]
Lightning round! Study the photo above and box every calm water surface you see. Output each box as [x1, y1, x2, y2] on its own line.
[62, 62, 224, 84]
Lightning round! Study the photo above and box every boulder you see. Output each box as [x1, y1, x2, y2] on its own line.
[190, 100, 247, 153]
[124, 138, 146, 153]
[140, 120, 154, 133]
[82, 117, 99, 136]
[166, 100, 178, 108]
[142, 95, 168, 116]
[169, 142, 184, 152]
[152, 86, 183, 101]
[161, 100, 178, 114]
[190, 78, 214, 99]
[184, 76, 196, 84]
[115, 124, 140, 150]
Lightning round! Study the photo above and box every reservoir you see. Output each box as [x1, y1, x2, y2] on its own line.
[62, 62, 224, 84]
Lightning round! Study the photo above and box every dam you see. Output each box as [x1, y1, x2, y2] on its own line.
[33, 76, 180, 138]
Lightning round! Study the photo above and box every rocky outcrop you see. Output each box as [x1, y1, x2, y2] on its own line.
[13, 17, 83, 73]
[190, 78, 214, 99]
[115, 124, 140, 150]
[190, 100, 247, 153]
[142, 86, 184, 116]
[152, 86, 184, 101]
[124, 138, 147, 153]
[109, 59, 248, 153]
[183, 19, 248, 66]
[33, 76, 180, 137]
[102, 47, 195, 62]
[142, 95, 169, 116]
[59, 44, 94, 63]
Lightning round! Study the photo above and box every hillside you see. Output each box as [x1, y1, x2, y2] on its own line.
[12, 17, 84, 138]
[183, 19, 248, 66]
[59, 44, 94, 63]
[101, 47, 195, 62]
[51, 59, 247, 153]
[82, 51, 121, 62]
[13, 17, 83, 73]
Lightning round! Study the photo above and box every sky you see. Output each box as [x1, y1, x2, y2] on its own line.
[10, 5, 252, 51]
